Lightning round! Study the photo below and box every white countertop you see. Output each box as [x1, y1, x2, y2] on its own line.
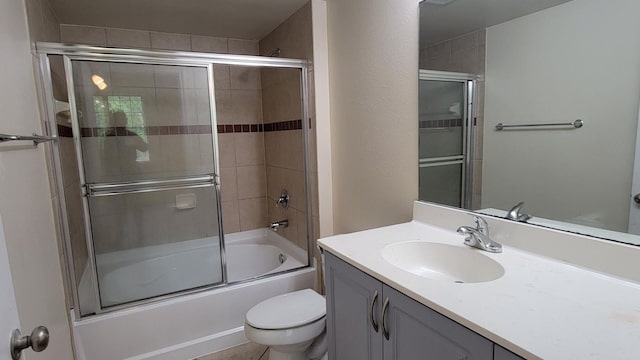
[318, 220, 640, 359]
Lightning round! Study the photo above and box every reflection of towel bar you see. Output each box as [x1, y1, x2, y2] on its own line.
[0, 133, 56, 145]
[495, 119, 583, 131]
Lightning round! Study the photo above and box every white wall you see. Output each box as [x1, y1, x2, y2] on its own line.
[482, 0, 640, 232]
[0, 0, 74, 358]
[326, 0, 419, 233]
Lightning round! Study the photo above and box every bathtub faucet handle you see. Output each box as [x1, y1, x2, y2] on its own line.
[275, 189, 289, 210]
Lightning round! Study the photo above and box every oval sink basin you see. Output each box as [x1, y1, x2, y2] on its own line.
[382, 241, 505, 283]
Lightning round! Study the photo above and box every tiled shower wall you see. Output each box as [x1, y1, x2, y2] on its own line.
[419, 30, 486, 210]
[259, 2, 318, 252]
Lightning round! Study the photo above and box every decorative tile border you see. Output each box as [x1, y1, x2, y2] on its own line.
[57, 124, 73, 138]
[419, 118, 463, 129]
[57, 119, 305, 138]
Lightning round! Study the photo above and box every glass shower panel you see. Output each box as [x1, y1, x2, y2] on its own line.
[418, 80, 465, 159]
[419, 164, 463, 208]
[418, 78, 468, 208]
[72, 61, 214, 183]
[88, 187, 221, 307]
[214, 64, 310, 282]
[71, 60, 223, 308]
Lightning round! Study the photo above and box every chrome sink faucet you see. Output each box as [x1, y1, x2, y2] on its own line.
[457, 215, 502, 253]
[506, 201, 532, 222]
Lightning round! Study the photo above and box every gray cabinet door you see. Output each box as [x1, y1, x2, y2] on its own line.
[494, 345, 525, 360]
[326, 253, 383, 360]
[382, 285, 493, 360]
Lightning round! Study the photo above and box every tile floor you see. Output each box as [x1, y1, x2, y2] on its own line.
[194, 342, 269, 360]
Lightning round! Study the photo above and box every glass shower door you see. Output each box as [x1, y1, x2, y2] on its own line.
[418, 76, 472, 208]
[69, 60, 224, 309]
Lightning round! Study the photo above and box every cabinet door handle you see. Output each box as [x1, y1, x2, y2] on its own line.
[381, 297, 390, 340]
[370, 290, 379, 332]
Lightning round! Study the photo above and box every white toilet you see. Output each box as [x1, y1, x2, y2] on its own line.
[244, 289, 328, 360]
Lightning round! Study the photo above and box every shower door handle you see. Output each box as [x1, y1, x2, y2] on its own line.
[634, 193, 640, 204]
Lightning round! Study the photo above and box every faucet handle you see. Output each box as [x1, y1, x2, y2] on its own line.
[471, 214, 489, 235]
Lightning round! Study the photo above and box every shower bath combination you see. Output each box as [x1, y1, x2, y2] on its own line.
[36, 42, 315, 360]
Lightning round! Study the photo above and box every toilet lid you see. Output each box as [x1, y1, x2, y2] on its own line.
[246, 289, 326, 330]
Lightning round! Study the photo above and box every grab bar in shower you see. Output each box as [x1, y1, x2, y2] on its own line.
[86, 174, 216, 197]
[0, 133, 56, 145]
[495, 119, 583, 131]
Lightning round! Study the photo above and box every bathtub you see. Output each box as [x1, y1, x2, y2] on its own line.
[72, 229, 316, 360]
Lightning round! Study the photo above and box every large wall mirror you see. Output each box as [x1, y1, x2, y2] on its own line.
[419, 0, 640, 245]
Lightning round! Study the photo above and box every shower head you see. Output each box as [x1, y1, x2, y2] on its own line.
[268, 48, 281, 57]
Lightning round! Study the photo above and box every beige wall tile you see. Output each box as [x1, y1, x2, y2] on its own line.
[237, 165, 266, 199]
[239, 197, 267, 231]
[214, 89, 232, 124]
[228, 39, 259, 55]
[261, 76, 301, 123]
[106, 28, 151, 48]
[264, 132, 279, 167]
[235, 133, 265, 166]
[42, 0, 61, 42]
[282, 168, 306, 212]
[191, 35, 228, 53]
[213, 65, 231, 90]
[260, 68, 299, 91]
[266, 165, 285, 201]
[221, 200, 240, 234]
[219, 167, 238, 202]
[217, 133, 236, 168]
[109, 62, 155, 87]
[259, 2, 312, 60]
[25, 0, 45, 45]
[230, 66, 262, 90]
[154, 65, 195, 88]
[81, 137, 122, 183]
[60, 25, 106, 45]
[59, 138, 79, 187]
[426, 41, 451, 71]
[70, 226, 88, 283]
[230, 90, 263, 124]
[450, 32, 480, 74]
[155, 88, 185, 125]
[63, 182, 84, 234]
[163, 135, 202, 174]
[195, 90, 212, 125]
[150, 32, 191, 51]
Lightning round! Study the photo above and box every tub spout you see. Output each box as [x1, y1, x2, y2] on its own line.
[269, 220, 289, 232]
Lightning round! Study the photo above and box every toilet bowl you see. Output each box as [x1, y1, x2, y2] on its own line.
[244, 289, 327, 360]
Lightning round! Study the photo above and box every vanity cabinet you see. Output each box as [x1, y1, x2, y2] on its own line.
[494, 345, 525, 360]
[326, 252, 495, 360]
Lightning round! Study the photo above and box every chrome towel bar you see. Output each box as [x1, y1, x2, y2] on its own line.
[495, 119, 583, 131]
[0, 133, 56, 145]
[86, 174, 217, 197]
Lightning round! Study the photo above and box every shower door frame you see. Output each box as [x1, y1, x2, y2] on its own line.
[418, 70, 476, 209]
[36, 42, 313, 318]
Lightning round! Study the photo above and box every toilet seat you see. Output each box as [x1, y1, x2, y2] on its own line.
[244, 316, 326, 346]
[246, 289, 326, 330]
